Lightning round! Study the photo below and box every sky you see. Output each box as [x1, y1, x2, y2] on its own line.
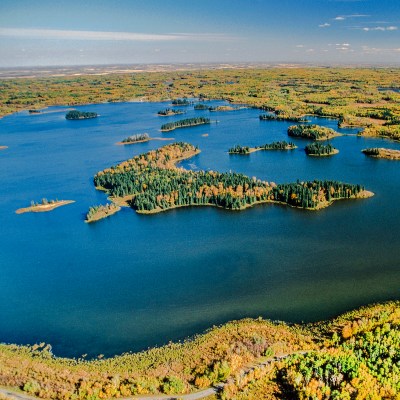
[0, 0, 399, 67]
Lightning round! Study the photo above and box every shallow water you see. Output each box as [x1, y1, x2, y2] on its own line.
[0, 101, 399, 357]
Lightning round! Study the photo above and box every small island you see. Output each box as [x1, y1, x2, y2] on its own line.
[0, 145, 8, 150]
[260, 114, 308, 122]
[157, 108, 185, 116]
[305, 142, 339, 157]
[194, 103, 210, 110]
[161, 117, 210, 132]
[93, 142, 373, 216]
[117, 133, 150, 145]
[229, 141, 297, 154]
[65, 110, 98, 120]
[16, 199, 75, 214]
[171, 98, 191, 106]
[362, 147, 400, 160]
[288, 124, 341, 140]
[209, 105, 244, 112]
[85, 203, 121, 223]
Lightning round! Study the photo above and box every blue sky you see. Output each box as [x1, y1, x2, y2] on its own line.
[0, 0, 399, 67]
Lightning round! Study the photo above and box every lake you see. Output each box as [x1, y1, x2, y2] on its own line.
[0, 100, 399, 358]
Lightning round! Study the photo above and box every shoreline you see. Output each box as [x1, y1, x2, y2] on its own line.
[306, 148, 339, 157]
[362, 147, 400, 160]
[15, 200, 75, 214]
[160, 121, 210, 132]
[0, 146, 8, 150]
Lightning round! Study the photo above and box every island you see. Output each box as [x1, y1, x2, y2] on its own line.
[65, 110, 98, 120]
[305, 142, 339, 156]
[160, 117, 210, 132]
[288, 124, 341, 140]
[157, 108, 185, 116]
[85, 203, 121, 223]
[209, 105, 245, 112]
[229, 141, 297, 154]
[194, 103, 210, 110]
[16, 199, 75, 214]
[93, 142, 372, 215]
[362, 147, 400, 160]
[0, 145, 8, 150]
[117, 133, 150, 144]
[171, 98, 191, 106]
[259, 114, 308, 122]
[116, 133, 174, 145]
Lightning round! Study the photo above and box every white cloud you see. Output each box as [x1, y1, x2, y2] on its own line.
[319, 23, 331, 28]
[334, 16, 346, 20]
[0, 27, 232, 42]
[296, 44, 305, 48]
[334, 14, 369, 21]
[363, 26, 398, 31]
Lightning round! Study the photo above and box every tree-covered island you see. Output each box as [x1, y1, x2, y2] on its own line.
[171, 98, 191, 106]
[305, 142, 339, 156]
[288, 124, 341, 140]
[65, 110, 98, 120]
[160, 117, 210, 132]
[93, 142, 372, 215]
[157, 108, 185, 116]
[362, 147, 400, 160]
[229, 141, 297, 154]
[117, 133, 150, 145]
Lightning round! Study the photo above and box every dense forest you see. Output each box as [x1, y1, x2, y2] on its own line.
[65, 110, 98, 120]
[93, 142, 369, 213]
[288, 124, 339, 140]
[194, 103, 210, 110]
[160, 117, 210, 132]
[305, 142, 338, 156]
[1, 302, 398, 399]
[228, 144, 251, 154]
[171, 98, 191, 106]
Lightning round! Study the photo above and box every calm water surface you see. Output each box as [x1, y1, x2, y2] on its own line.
[0, 101, 399, 357]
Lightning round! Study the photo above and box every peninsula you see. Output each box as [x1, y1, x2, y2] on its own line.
[65, 110, 98, 120]
[93, 142, 372, 215]
[160, 117, 210, 132]
[305, 142, 339, 157]
[229, 141, 297, 154]
[16, 199, 75, 214]
[362, 147, 400, 160]
[85, 203, 121, 223]
[288, 124, 341, 140]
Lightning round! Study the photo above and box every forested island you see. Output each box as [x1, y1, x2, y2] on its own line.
[160, 117, 210, 132]
[117, 133, 150, 145]
[15, 199, 75, 214]
[229, 141, 297, 154]
[362, 147, 400, 160]
[259, 114, 308, 122]
[85, 203, 121, 223]
[171, 98, 191, 106]
[93, 142, 372, 214]
[194, 103, 210, 110]
[157, 108, 185, 116]
[305, 142, 339, 156]
[0, 301, 398, 400]
[288, 124, 341, 140]
[65, 110, 98, 120]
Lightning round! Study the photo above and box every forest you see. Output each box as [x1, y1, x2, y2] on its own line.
[157, 108, 184, 116]
[288, 124, 339, 140]
[121, 133, 150, 143]
[1, 68, 399, 141]
[229, 141, 296, 154]
[171, 98, 191, 106]
[160, 117, 210, 132]
[94, 142, 369, 213]
[259, 113, 308, 122]
[65, 110, 98, 120]
[305, 142, 338, 156]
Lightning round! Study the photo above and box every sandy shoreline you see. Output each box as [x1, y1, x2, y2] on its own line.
[16, 200, 75, 214]
[115, 137, 174, 145]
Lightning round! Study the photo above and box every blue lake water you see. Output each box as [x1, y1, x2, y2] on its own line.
[0, 101, 399, 358]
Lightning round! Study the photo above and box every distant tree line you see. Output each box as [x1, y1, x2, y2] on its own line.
[171, 99, 191, 106]
[259, 114, 308, 122]
[157, 108, 184, 116]
[121, 133, 150, 143]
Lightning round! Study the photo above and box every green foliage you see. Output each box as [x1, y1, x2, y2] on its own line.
[228, 144, 250, 154]
[160, 117, 210, 131]
[194, 103, 210, 110]
[255, 141, 296, 150]
[157, 108, 184, 116]
[259, 113, 307, 122]
[305, 142, 337, 156]
[171, 98, 190, 105]
[121, 133, 149, 143]
[288, 124, 339, 140]
[161, 376, 185, 394]
[65, 110, 98, 120]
